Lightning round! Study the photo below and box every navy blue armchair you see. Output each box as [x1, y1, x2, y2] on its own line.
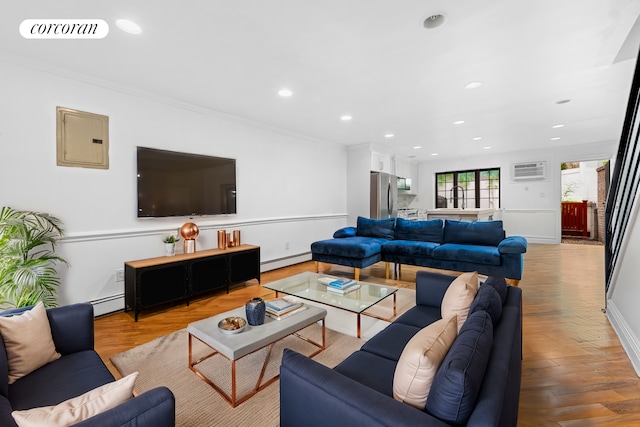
[0, 303, 175, 427]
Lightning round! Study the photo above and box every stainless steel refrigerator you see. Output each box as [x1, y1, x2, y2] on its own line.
[370, 172, 398, 219]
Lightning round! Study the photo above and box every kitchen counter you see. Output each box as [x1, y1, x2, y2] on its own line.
[426, 208, 494, 222]
[397, 208, 419, 219]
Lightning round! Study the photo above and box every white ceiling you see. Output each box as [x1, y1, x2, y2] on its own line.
[2, 0, 640, 162]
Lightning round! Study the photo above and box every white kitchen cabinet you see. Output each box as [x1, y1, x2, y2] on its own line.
[395, 159, 408, 178]
[371, 151, 393, 174]
[396, 159, 418, 194]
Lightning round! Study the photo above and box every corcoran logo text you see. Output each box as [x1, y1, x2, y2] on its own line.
[20, 19, 109, 39]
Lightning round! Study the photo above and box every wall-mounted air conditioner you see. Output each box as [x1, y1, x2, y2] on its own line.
[512, 161, 547, 181]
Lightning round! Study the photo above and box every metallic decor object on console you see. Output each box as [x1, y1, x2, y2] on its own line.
[180, 222, 199, 253]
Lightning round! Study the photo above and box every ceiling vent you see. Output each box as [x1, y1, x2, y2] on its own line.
[512, 161, 547, 181]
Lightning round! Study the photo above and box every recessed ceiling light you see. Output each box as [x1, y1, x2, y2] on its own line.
[465, 81, 482, 89]
[453, 120, 465, 125]
[550, 137, 561, 141]
[556, 99, 571, 104]
[473, 137, 483, 141]
[384, 134, 395, 138]
[423, 14, 446, 29]
[115, 19, 142, 34]
[483, 146, 492, 150]
[278, 89, 293, 97]
[431, 153, 439, 156]
[413, 146, 422, 149]
[552, 124, 565, 128]
[340, 115, 352, 121]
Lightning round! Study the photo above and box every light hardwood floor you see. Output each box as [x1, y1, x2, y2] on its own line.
[94, 243, 640, 426]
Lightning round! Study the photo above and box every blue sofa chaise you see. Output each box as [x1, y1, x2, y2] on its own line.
[0, 302, 175, 427]
[311, 216, 527, 284]
[280, 270, 522, 426]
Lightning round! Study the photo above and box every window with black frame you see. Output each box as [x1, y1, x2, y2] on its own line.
[435, 168, 501, 209]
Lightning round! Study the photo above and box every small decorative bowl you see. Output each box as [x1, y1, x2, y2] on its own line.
[218, 317, 247, 334]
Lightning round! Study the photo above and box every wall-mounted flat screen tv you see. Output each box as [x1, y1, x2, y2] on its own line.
[137, 147, 236, 217]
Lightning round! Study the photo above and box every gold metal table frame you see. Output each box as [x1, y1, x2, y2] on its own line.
[188, 319, 325, 407]
[358, 292, 396, 337]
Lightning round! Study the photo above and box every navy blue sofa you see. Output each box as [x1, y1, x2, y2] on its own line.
[0, 303, 175, 427]
[311, 217, 527, 282]
[280, 270, 522, 427]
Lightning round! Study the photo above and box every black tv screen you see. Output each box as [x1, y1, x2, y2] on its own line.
[137, 147, 236, 217]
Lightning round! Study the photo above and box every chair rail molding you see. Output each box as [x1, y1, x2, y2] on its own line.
[62, 213, 348, 243]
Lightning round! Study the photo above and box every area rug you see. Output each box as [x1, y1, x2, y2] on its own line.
[111, 288, 415, 427]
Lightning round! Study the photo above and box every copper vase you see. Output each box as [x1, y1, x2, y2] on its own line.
[217, 230, 226, 249]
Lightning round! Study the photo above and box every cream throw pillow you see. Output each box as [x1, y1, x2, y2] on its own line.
[441, 271, 479, 332]
[11, 372, 138, 427]
[0, 301, 61, 384]
[393, 316, 458, 410]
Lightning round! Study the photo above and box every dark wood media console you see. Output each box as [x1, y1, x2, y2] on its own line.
[124, 244, 260, 321]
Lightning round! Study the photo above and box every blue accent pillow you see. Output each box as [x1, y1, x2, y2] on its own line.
[333, 227, 357, 238]
[443, 220, 505, 247]
[426, 311, 493, 424]
[469, 284, 503, 324]
[482, 277, 508, 304]
[356, 217, 395, 239]
[394, 218, 443, 243]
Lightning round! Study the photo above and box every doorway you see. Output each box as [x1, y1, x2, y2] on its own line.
[560, 160, 608, 245]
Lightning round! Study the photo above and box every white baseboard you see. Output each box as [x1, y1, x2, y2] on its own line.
[90, 293, 125, 317]
[523, 236, 559, 244]
[261, 252, 312, 272]
[606, 300, 640, 376]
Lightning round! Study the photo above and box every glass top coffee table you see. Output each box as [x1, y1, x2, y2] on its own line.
[263, 272, 398, 338]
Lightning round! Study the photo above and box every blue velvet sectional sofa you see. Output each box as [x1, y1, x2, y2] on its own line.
[280, 270, 522, 426]
[0, 303, 175, 427]
[311, 216, 527, 283]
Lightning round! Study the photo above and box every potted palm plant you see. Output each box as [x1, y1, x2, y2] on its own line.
[0, 206, 67, 308]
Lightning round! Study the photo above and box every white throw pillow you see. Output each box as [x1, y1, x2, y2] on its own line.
[441, 271, 479, 332]
[11, 372, 139, 427]
[393, 316, 458, 409]
[0, 301, 61, 384]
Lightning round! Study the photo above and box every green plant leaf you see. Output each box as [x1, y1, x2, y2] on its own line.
[0, 206, 66, 308]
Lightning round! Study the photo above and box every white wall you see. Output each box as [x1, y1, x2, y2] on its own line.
[416, 143, 617, 244]
[607, 188, 640, 374]
[561, 161, 602, 202]
[347, 144, 372, 225]
[0, 59, 348, 314]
